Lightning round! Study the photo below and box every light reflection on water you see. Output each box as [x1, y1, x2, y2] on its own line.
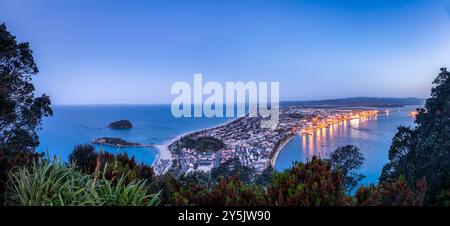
[298, 116, 376, 160]
[275, 107, 416, 185]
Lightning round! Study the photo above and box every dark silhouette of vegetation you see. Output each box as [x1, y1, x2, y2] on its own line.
[166, 157, 362, 206]
[329, 145, 365, 192]
[356, 177, 427, 206]
[169, 176, 268, 206]
[0, 23, 52, 154]
[0, 23, 52, 205]
[178, 171, 213, 188]
[268, 157, 350, 206]
[179, 136, 225, 152]
[69, 144, 155, 185]
[254, 166, 275, 187]
[149, 173, 181, 205]
[211, 157, 255, 184]
[6, 158, 159, 206]
[69, 144, 98, 172]
[0, 148, 41, 204]
[381, 68, 450, 205]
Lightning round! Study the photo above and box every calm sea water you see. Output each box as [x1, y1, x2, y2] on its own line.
[274, 106, 418, 185]
[37, 105, 232, 165]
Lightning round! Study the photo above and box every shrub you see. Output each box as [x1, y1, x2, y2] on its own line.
[207, 176, 268, 206]
[170, 176, 268, 206]
[69, 144, 97, 172]
[5, 158, 159, 206]
[355, 177, 426, 206]
[69, 144, 155, 185]
[0, 148, 42, 205]
[268, 156, 350, 206]
[380, 68, 450, 204]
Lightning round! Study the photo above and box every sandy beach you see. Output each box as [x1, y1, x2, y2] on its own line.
[270, 134, 295, 168]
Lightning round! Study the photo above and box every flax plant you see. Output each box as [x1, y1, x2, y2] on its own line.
[6, 157, 160, 206]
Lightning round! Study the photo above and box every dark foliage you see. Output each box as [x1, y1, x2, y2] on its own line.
[329, 145, 365, 192]
[254, 166, 275, 187]
[379, 126, 417, 182]
[169, 176, 268, 206]
[0, 23, 52, 154]
[69, 144, 98, 172]
[356, 177, 427, 206]
[381, 68, 450, 204]
[268, 157, 350, 206]
[0, 23, 51, 205]
[159, 157, 351, 206]
[69, 144, 154, 185]
[150, 173, 181, 205]
[178, 171, 213, 187]
[0, 148, 42, 205]
[211, 157, 255, 183]
[179, 136, 225, 152]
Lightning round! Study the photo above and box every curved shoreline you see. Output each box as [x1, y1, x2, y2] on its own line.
[152, 117, 241, 174]
[152, 116, 296, 174]
[269, 134, 295, 168]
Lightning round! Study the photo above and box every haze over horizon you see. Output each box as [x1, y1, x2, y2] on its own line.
[1, 0, 450, 104]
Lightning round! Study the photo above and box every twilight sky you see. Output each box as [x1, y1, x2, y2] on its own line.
[1, 0, 450, 104]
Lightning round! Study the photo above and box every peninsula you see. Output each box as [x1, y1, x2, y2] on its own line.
[92, 137, 153, 147]
[158, 105, 381, 177]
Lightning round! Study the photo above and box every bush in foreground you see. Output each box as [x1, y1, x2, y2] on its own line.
[167, 157, 351, 206]
[69, 144, 155, 185]
[5, 158, 160, 206]
[380, 68, 450, 204]
[355, 177, 427, 206]
[0, 148, 42, 205]
[268, 156, 350, 206]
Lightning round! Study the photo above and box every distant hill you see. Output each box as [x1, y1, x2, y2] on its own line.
[281, 97, 425, 108]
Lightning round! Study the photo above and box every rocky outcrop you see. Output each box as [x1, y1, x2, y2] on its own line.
[108, 120, 132, 129]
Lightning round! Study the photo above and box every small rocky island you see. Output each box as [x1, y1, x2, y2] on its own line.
[108, 120, 132, 129]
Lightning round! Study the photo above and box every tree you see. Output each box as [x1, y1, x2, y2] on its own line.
[0, 23, 52, 153]
[254, 166, 275, 187]
[211, 157, 255, 183]
[329, 145, 365, 192]
[379, 126, 416, 182]
[380, 68, 450, 204]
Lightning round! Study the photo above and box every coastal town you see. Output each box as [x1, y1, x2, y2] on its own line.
[163, 106, 379, 176]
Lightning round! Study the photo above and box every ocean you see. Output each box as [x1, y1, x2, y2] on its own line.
[37, 105, 232, 165]
[38, 105, 417, 185]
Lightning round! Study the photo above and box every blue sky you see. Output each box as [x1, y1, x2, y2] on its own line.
[1, 0, 450, 104]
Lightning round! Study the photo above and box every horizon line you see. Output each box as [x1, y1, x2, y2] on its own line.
[51, 96, 426, 106]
